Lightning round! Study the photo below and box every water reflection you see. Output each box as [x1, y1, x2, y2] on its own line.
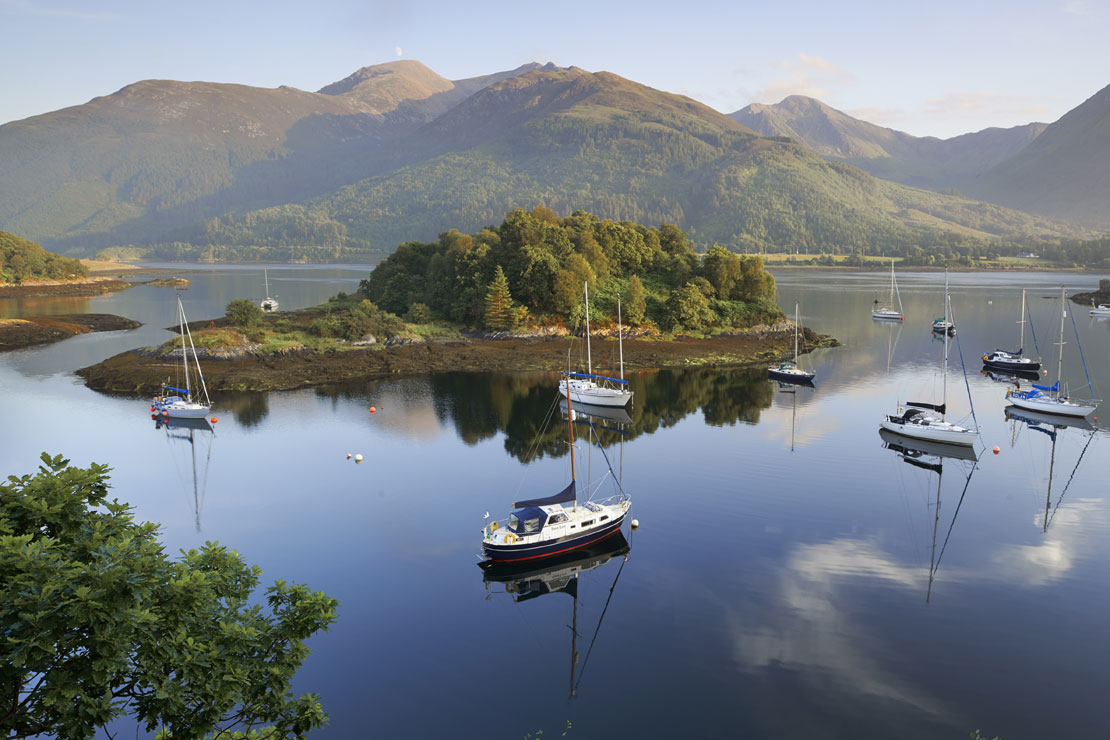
[481, 532, 631, 699]
[1004, 407, 1097, 533]
[880, 429, 979, 602]
[153, 416, 215, 532]
[220, 391, 271, 427]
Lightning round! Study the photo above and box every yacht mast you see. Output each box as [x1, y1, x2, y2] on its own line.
[1019, 288, 1026, 351]
[942, 269, 949, 420]
[618, 294, 624, 381]
[564, 354, 577, 512]
[889, 260, 895, 309]
[584, 281, 592, 377]
[794, 303, 799, 363]
[1056, 286, 1067, 398]
[178, 297, 190, 400]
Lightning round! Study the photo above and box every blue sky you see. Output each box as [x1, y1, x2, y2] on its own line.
[1, 0, 1106, 137]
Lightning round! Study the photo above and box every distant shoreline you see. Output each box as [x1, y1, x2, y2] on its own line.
[0, 314, 142, 351]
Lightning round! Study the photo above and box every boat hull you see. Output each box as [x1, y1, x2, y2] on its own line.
[482, 513, 626, 564]
[879, 419, 978, 446]
[160, 403, 211, 419]
[872, 312, 904, 321]
[1006, 392, 1096, 418]
[982, 357, 1041, 373]
[562, 381, 632, 407]
[767, 368, 815, 385]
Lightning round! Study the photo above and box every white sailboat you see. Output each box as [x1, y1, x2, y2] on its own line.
[260, 269, 279, 312]
[152, 296, 212, 419]
[872, 260, 904, 321]
[767, 302, 815, 384]
[880, 270, 979, 446]
[1090, 303, 1110, 317]
[1007, 286, 1099, 418]
[561, 282, 633, 407]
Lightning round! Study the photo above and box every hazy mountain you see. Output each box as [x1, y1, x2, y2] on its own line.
[0, 63, 1080, 257]
[963, 83, 1110, 227]
[305, 67, 1071, 252]
[730, 95, 1047, 190]
[0, 61, 539, 245]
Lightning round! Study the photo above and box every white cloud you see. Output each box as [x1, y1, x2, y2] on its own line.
[923, 91, 1053, 122]
[394, 46, 403, 57]
[749, 53, 856, 105]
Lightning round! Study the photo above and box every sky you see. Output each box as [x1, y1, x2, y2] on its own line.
[1, 0, 1107, 138]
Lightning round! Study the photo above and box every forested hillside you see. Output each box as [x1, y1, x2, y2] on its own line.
[0, 231, 87, 283]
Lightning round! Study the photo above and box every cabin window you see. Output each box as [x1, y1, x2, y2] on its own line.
[524, 518, 540, 533]
[549, 513, 568, 524]
[508, 513, 520, 530]
[581, 519, 595, 527]
[600, 515, 609, 521]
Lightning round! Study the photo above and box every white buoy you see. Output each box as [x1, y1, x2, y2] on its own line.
[354, 454, 364, 463]
[570, 409, 577, 422]
[346, 453, 352, 459]
[631, 519, 639, 529]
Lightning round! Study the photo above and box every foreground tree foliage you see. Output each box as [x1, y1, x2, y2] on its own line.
[0, 454, 338, 740]
[359, 207, 781, 332]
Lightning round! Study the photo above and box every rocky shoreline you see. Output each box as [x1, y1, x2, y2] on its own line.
[77, 326, 837, 394]
[1071, 279, 1110, 306]
[0, 276, 134, 298]
[0, 314, 142, 351]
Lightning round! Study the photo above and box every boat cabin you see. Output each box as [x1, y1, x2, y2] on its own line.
[508, 504, 572, 535]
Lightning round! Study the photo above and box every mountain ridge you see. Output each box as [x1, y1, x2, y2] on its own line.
[0, 62, 1091, 257]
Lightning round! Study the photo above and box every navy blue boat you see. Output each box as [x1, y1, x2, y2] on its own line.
[481, 377, 632, 565]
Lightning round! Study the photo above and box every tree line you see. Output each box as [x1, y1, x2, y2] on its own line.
[0, 231, 88, 283]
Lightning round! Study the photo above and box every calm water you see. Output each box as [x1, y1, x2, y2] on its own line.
[2, 267, 1110, 739]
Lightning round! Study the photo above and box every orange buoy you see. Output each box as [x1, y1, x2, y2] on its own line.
[1042, 370, 1048, 375]
[210, 417, 217, 424]
[346, 453, 352, 459]
[1094, 416, 1098, 422]
[369, 406, 376, 414]
[162, 410, 169, 416]
[993, 446, 1000, 455]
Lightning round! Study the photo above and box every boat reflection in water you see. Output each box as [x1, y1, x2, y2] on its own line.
[153, 416, 214, 532]
[1004, 407, 1097, 533]
[880, 428, 978, 602]
[481, 532, 631, 698]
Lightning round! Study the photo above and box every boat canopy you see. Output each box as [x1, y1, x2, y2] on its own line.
[514, 480, 576, 509]
[1032, 381, 1060, 392]
[163, 385, 190, 395]
[907, 401, 946, 414]
[561, 371, 628, 385]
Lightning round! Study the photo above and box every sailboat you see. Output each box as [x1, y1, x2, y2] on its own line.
[768, 303, 815, 385]
[872, 260, 904, 321]
[931, 274, 955, 334]
[1090, 301, 1110, 317]
[260, 269, 279, 312]
[880, 272, 979, 446]
[561, 282, 633, 407]
[1006, 286, 1099, 418]
[152, 296, 212, 419]
[982, 288, 1040, 373]
[481, 532, 630, 698]
[880, 428, 978, 602]
[481, 373, 632, 564]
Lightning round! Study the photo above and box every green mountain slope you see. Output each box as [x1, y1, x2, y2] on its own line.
[730, 95, 1047, 190]
[963, 83, 1110, 227]
[0, 63, 1084, 258]
[0, 61, 539, 247]
[309, 68, 1073, 252]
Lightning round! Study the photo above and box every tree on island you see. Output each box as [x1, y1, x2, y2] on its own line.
[226, 299, 264, 328]
[624, 275, 646, 325]
[484, 265, 523, 331]
[0, 454, 338, 740]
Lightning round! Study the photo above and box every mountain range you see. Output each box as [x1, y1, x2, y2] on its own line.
[729, 85, 1109, 228]
[0, 61, 1101, 258]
